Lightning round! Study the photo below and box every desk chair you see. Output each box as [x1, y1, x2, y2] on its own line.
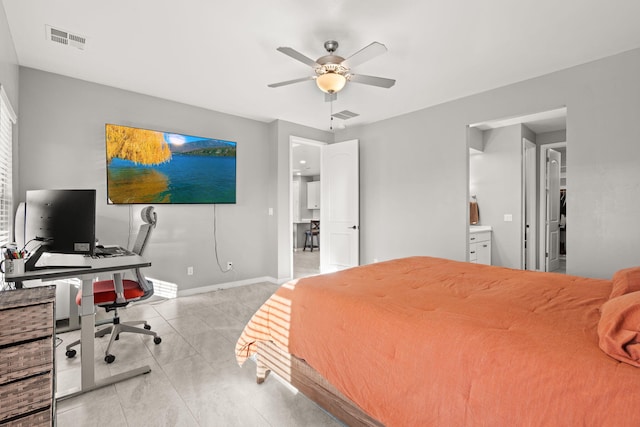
[303, 220, 320, 252]
[65, 206, 161, 364]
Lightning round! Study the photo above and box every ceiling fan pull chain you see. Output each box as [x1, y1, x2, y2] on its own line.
[330, 99, 334, 130]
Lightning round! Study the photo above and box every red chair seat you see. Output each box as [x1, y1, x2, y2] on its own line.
[76, 279, 145, 306]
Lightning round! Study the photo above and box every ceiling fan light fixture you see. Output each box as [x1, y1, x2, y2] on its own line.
[316, 72, 346, 94]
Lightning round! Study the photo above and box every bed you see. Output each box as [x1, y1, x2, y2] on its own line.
[235, 256, 640, 426]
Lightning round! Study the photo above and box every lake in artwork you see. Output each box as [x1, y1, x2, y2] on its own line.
[106, 124, 236, 204]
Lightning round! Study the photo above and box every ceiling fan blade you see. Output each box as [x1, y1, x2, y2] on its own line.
[350, 74, 396, 88]
[342, 42, 387, 68]
[268, 76, 314, 88]
[276, 47, 318, 67]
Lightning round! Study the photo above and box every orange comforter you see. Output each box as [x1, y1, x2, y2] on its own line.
[236, 256, 640, 426]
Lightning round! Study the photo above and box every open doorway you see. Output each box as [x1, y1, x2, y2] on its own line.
[468, 107, 567, 272]
[290, 137, 323, 278]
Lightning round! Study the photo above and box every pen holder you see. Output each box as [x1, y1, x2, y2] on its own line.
[1, 258, 25, 275]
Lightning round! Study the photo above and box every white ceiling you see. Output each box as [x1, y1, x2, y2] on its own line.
[292, 142, 321, 177]
[3, 0, 640, 131]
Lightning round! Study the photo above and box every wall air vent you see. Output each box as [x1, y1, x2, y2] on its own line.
[331, 110, 360, 120]
[46, 25, 86, 50]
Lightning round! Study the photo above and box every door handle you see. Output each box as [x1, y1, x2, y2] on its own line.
[349, 225, 358, 229]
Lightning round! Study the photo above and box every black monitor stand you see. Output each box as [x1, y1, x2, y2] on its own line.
[25, 243, 49, 271]
[25, 243, 91, 271]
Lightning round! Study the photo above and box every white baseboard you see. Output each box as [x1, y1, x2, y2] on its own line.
[177, 276, 283, 297]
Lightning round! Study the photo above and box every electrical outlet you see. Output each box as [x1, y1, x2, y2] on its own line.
[226, 261, 233, 270]
[187, 266, 194, 275]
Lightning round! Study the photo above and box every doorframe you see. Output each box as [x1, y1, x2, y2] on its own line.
[289, 136, 326, 279]
[522, 138, 537, 270]
[538, 141, 566, 272]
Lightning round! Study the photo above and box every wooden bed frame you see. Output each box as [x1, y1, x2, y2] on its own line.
[255, 341, 384, 427]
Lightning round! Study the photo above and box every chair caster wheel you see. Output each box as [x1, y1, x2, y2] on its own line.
[144, 324, 151, 330]
[153, 337, 162, 345]
[105, 354, 116, 364]
[66, 349, 76, 358]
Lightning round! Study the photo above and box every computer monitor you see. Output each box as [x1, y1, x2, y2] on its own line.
[24, 189, 96, 270]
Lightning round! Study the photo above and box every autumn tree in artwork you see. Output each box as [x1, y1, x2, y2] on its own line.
[106, 125, 172, 165]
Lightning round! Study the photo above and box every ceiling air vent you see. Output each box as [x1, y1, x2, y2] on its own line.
[331, 110, 359, 120]
[46, 25, 86, 50]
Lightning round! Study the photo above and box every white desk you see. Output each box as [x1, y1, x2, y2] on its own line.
[6, 254, 152, 401]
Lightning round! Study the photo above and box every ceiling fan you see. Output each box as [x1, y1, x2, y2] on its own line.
[268, 40, 396, 101]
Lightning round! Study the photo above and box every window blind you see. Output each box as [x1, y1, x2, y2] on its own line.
[0, 85, 17, 248]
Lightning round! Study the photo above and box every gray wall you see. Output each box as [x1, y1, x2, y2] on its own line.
[470, 124, 523, 269]
[335, 104, 469, 264]
[18, 68, 273, 292]
[0, 5, 20, 213]
[16, 68, 331, 289]
[0, 5, 18, 108]
[336, 48, 640, 279]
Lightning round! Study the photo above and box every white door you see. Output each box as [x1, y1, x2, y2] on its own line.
[546, 149, 561, 272]
[320, 139, 359, 273]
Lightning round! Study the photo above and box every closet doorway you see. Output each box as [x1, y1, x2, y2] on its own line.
[539, 142, 567, 273]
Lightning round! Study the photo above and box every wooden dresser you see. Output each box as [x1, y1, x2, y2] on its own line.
[0, 286, 55, 426]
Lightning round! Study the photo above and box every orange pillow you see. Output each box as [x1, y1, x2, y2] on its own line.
[598, 291, 640, 367]
[609, 267, 640, 299]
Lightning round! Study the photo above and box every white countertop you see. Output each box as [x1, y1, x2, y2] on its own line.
[294, 218, 318, 224]
[470, 225, 492, 233]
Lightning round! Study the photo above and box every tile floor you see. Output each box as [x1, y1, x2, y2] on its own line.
[292, 249, 320, 279]
[557, 255, 567, 274]
[54, 282, 343, 426]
